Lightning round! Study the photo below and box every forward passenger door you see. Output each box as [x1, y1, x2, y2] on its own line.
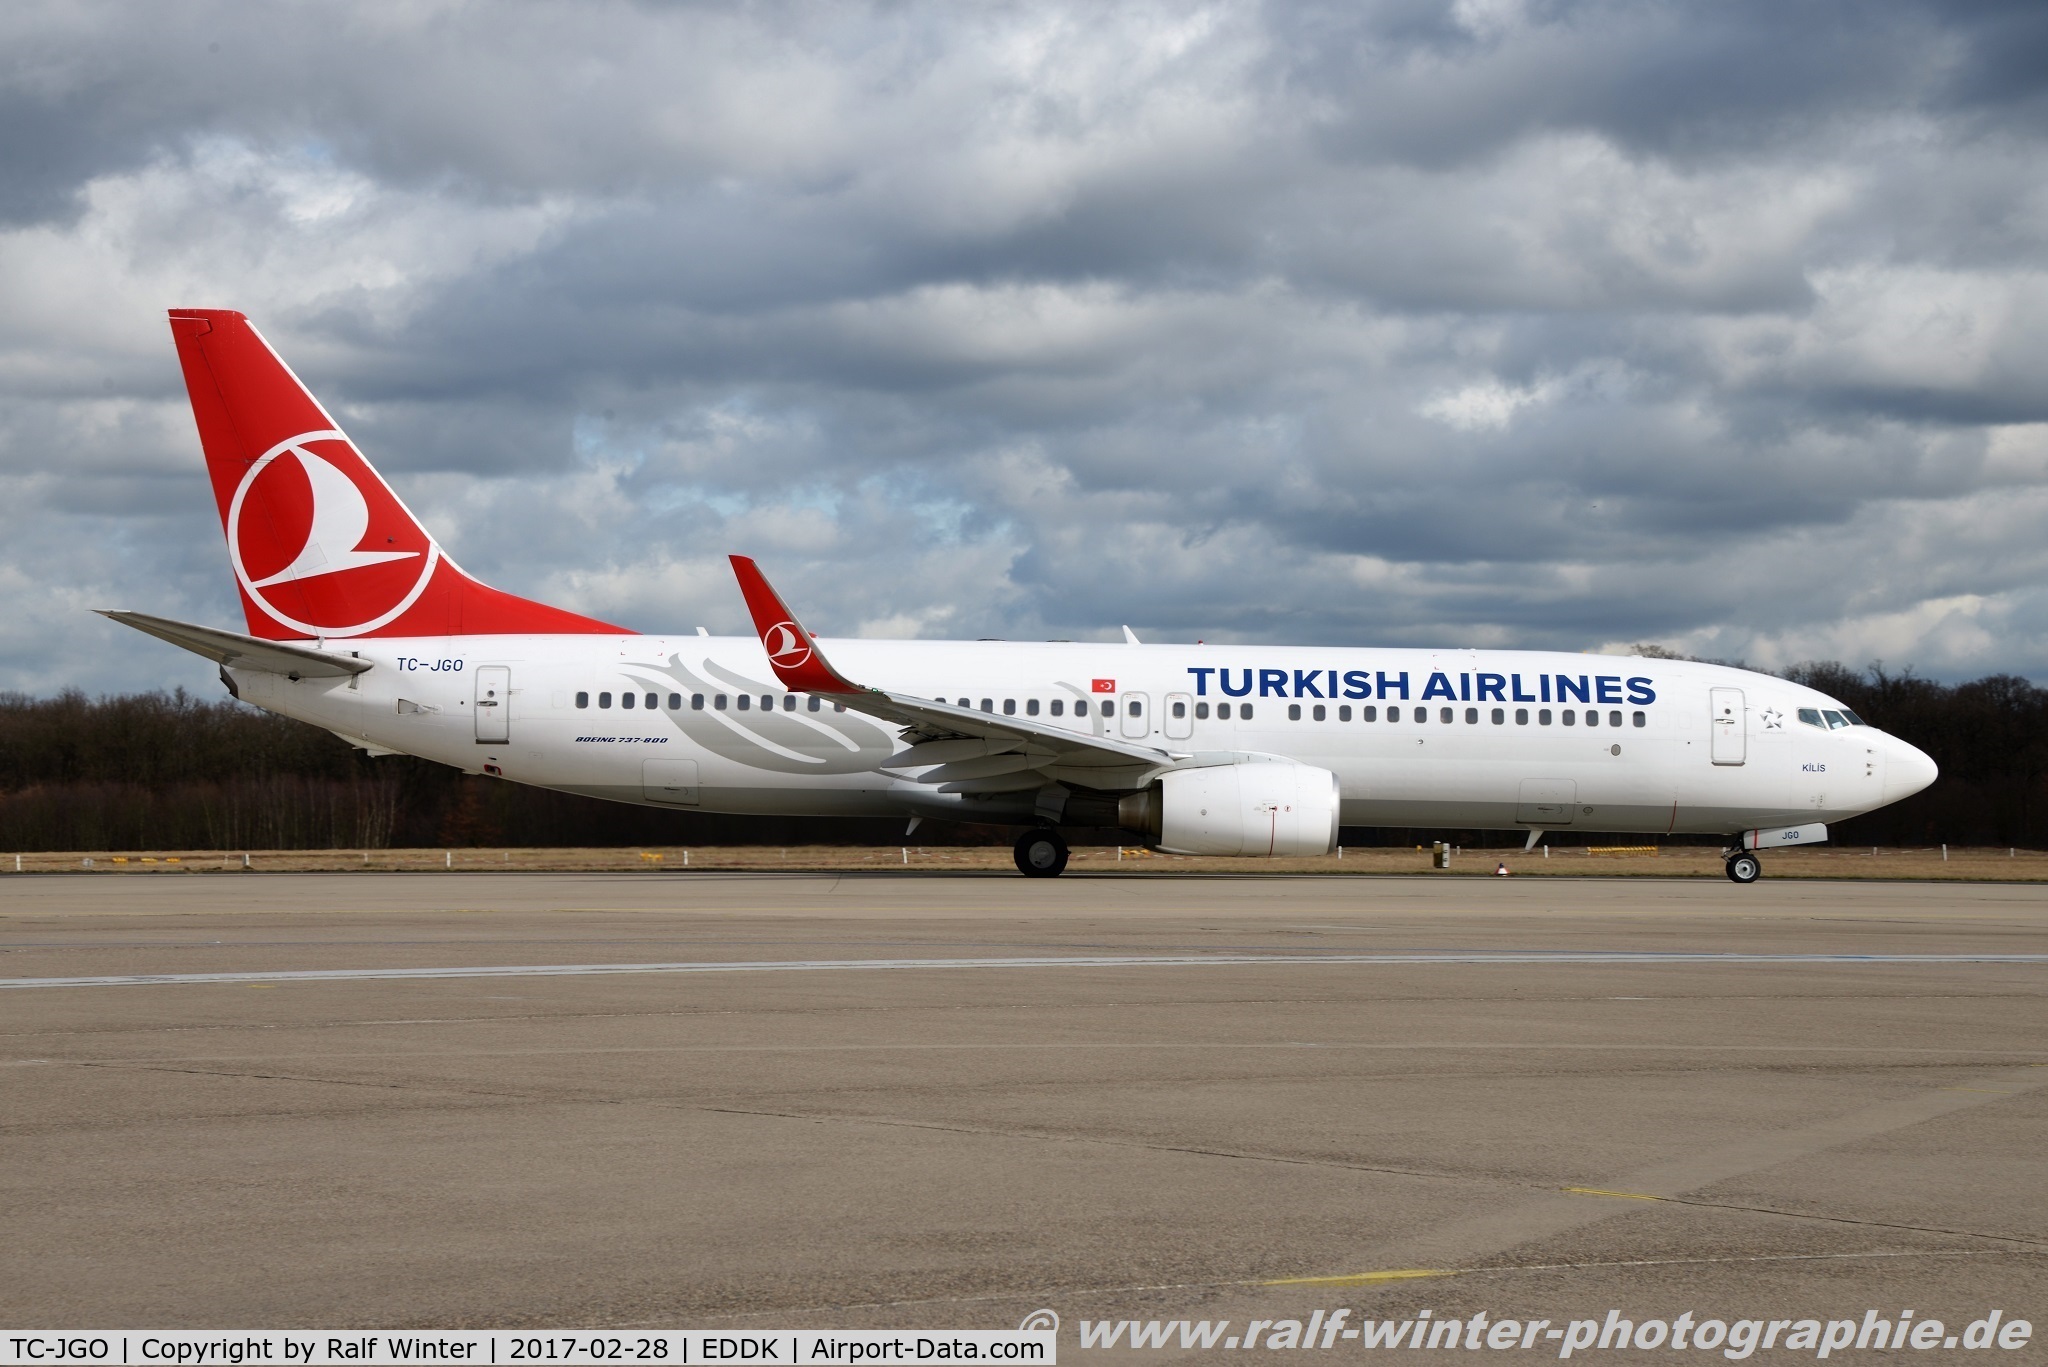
[1710, 687, 1745, 766]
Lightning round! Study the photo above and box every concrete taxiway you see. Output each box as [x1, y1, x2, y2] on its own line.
[2, 872, 2043, 1343]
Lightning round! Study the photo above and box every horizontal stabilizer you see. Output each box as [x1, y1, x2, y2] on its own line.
[99, 610, 372, 678]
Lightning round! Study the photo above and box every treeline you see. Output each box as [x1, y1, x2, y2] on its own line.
[0, 689, 922, 851]
[1777, 663, 2046, 847]
[1, 664, 2044, 850]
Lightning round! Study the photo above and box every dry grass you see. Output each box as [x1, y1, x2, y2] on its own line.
[4, 843, 2046, 881]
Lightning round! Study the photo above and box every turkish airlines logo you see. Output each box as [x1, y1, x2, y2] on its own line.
[227, 430, 439, 637]
[763, 621, 812, 669]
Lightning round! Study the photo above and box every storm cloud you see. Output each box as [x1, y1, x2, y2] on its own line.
[4, 0, 2046, 694]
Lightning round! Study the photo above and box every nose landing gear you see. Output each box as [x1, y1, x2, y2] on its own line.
[1724, 851, 1761, 884]
[1014, 828, 1070, 878]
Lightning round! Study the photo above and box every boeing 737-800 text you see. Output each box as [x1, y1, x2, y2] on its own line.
[104, 310, 1938, 878]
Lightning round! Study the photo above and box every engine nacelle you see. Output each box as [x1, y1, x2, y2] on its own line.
[1119, 761, 1341, 857]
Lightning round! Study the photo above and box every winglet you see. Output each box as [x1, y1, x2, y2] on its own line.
[728, 555, 864, 695]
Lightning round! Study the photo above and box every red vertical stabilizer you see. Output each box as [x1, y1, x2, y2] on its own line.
[168, 309, 626, 640]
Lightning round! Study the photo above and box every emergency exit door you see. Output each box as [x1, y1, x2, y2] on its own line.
[1710, 687, 1745, 765]
[1120, 692, 1150, 739]
[474, 666, 510, 744]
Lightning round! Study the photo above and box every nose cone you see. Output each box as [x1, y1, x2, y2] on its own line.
[1882, 736, 1939, 805]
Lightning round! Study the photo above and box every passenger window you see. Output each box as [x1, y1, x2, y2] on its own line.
[1516, 708, 1528, 725]
[808, 696, 821, 711]
[1585, 709, 1597, 727]
[644, 693, 657, 709]
[1338, 705, 1351, 721]
[1538, 709, 1552, 725]
[1027, 699, 1040, 716]
[1632, 710, 1646, 727]
[692, 694, 705, 710]
[1562, 709, 1575, 726]
[1050, 699, 1064, 716]
[1289, 704, 1302, 721]
[1003, 699, 1016, 715]
[1441, 707, 1454, 724]
[981, 698, 994, 713]
[1388, 706, 1401, 722]
[1172, 700, 1186, 719]
[598, 692, 613, 709]
[1609, 710, 1622, 727]
[1196, 701, 1210, 719]
[736, 695, 750, 711]
[1362, 705, 1377, 722]
[1798, 708, 1824, 728]
[621, 692, 635, 710]
[667, 693, 681, 710]
[1491, 708, 1504, 725]
[1465, 707, 1478, 724]
[1240, 704, 1253, 720]
[762, 695, 774, 711]
[714, 694, 727, 710]
[1218, 703, 1232, 720]
[575, 691, 590, 709]
[1823, 710, 1848, 729]
[1128, 700, 1141, 716]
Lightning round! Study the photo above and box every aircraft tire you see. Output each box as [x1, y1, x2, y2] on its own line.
[1725, 852, 1762, 884]
[1014, 828, 1070, 878]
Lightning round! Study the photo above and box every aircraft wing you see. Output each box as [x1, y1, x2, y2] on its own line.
[728, 556, 1189, 791]
[98, 610, 373, 678]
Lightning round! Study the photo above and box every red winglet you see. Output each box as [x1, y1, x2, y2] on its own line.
[728, 555, 863, 695]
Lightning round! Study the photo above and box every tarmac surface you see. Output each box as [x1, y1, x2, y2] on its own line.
[3, 871, 2045, 1352]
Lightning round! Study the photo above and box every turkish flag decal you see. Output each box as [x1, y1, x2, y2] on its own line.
[1092, 678, 1116, 693]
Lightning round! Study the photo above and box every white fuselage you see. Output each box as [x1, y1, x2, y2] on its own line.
[227, 635, 1939, 839]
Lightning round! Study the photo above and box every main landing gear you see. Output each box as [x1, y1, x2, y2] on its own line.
[1724, 851, 1762, 884]
[1014, 828, 1070, 878]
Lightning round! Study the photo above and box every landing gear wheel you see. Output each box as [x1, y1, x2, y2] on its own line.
[1014, 828, 1069, 878]
[1725, 852, 1762, 884]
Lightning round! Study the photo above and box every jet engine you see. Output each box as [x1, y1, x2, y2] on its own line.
[1118, 760, 1341, 857]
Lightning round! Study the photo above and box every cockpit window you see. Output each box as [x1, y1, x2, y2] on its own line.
[1798, 708, 1825, 728]
[1822, 710, 1849, 729]
[1840, 709, 1866, 726]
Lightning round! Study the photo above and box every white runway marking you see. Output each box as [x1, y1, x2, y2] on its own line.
[3, 950, 2046, 989]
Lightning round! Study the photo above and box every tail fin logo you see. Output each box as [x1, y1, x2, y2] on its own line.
[227, 430, 441, 637]
[764, 621, 813, 669]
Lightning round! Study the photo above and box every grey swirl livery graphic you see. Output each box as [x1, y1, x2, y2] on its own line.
[624, 655, 896, 775]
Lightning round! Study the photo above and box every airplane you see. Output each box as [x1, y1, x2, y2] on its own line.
[102, 309, 1939, 880]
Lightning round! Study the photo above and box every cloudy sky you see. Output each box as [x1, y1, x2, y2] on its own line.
[4, 0, 2046, 696]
